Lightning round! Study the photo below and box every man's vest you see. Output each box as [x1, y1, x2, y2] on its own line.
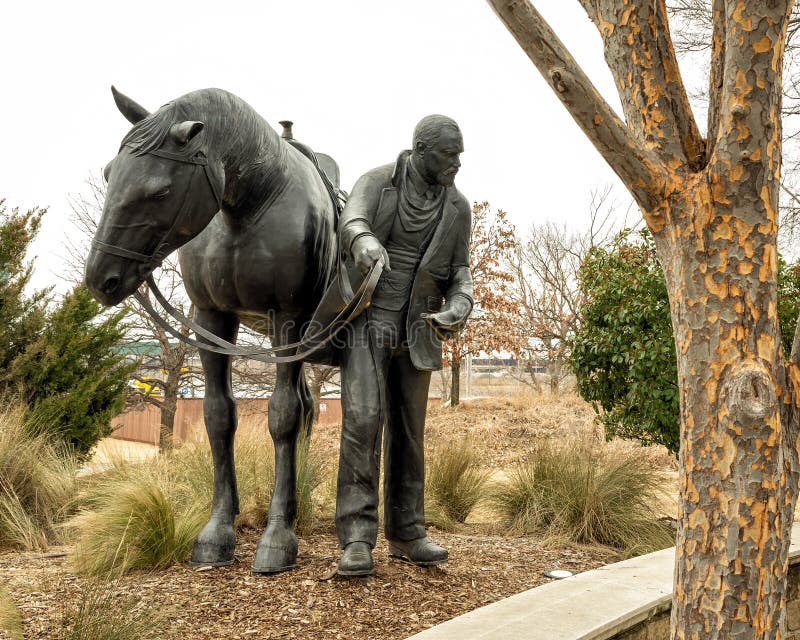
[370, 206, 442, 312]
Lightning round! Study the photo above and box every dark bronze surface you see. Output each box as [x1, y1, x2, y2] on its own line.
[335, 115, 473, 575]
[86, 87, 338, 572]
[85, 91, 473, 576]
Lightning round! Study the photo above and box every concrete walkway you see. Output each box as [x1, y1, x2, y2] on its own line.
[407, 523, 800, 640]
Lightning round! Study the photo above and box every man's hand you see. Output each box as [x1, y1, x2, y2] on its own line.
[420, 308, 463, 333]
[352, 235, 391, 275]
[421, 295, 471, 335]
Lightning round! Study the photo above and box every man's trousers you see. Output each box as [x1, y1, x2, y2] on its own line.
[335, 306, 432, 548]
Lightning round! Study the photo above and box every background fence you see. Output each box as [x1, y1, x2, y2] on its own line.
[110, 397, 345, 445]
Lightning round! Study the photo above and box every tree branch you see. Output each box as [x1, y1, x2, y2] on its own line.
[709, 1, 792, 186]
[706, 0, 726, 162]
[581, 0, 705, 171]
[486, 0, 668, 213]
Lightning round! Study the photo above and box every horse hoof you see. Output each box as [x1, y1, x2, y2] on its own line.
[189, 520, 236, 567]
[251, 523, 298, 574]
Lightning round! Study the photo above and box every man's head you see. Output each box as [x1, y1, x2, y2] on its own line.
[412, 115, 464, 188]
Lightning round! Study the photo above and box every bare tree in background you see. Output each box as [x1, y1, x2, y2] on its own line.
[511, 187, 626, 394]
[442, 202, 521, 405]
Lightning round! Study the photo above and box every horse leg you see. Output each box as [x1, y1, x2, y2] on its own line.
[189, 309, 240, 566]
[252, 324, 305, 573]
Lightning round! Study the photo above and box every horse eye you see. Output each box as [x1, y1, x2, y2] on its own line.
[151, 188, 171, 200]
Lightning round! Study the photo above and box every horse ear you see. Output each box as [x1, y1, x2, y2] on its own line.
[169, 121, 205, 146]
[111, 86, 150, 124]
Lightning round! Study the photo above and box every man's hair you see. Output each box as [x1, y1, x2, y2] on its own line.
[413, 115, 461, 150]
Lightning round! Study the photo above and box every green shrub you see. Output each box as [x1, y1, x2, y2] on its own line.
[0, 203, 133, 460]
[60, 579, 162, 640]
[70, 426, 323, 574]
[425, 437, 491, 531]
[491, 437, 674, 556]
[0, 401, 77, 551]
[570, 229, 800, 454]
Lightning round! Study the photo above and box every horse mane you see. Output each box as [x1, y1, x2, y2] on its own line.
[121, 88, 336, 300]
[120, 90, 281, 168]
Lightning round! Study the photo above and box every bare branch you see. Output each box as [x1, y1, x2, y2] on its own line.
[709, 1, 792, 182]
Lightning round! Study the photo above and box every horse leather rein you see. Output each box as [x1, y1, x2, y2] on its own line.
[91, 144, 223, 270]
[95, 141, 382, 364]
[132, 256, 383, 364]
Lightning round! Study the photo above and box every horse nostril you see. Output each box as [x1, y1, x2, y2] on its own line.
[101, 276, 121, 295]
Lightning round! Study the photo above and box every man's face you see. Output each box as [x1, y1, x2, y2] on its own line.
[420, 128, 464, 187]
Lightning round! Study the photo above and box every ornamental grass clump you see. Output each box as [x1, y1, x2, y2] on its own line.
[491, 437, 674, 556]
[69, 475, 205, 575]
[425, 436, 491, 531]
[0, 401, 77, 551]
[70, 422, 323, 575]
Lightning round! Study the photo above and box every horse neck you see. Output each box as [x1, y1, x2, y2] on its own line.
[201, 95, 292, 218]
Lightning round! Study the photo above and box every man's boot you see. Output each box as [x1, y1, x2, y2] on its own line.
[338, 541, 374, 577]
[388, 537, 448, 566]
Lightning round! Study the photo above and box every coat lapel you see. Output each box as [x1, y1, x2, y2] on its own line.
[372, 188, 397, 245]
[420, 191, 459, 268]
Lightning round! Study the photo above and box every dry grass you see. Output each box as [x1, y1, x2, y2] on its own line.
[59, 578, 162, 640]
[69, 477, 207, 576]
[0, 582, 22, 640]
[0, 401, 78, 551]
[491, 435, 675, 556]
[425, 391, 677, 471]
[69, 420, 326, 575]
[425, 437, 492, 531]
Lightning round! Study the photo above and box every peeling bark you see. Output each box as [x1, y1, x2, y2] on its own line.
[488, 0, 799, 637]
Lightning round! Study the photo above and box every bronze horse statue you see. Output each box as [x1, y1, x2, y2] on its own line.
[85, 87, 340, 572]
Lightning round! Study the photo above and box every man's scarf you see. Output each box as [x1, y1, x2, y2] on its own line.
[396, 151, 445, 233]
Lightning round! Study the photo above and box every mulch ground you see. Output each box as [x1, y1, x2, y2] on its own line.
[2, 525, 619, 640]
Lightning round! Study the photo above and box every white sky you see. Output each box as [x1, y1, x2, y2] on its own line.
[1, 0, 676, 293]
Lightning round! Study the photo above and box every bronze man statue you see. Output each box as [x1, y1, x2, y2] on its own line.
[335, 115, 474, 576]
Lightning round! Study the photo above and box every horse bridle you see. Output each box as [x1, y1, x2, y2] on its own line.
[91, 145, 223, 273]
[91, 143, 382, 364]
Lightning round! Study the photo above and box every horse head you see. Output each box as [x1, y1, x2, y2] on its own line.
[85, 87, 224, 306]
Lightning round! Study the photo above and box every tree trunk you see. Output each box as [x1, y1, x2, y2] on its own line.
[487, 1, 799, 636]
[309, 378, 322, 425]
[159, 372, 181, 451]
[548, 366, 558, 396]
[451, 359, 461, 406]
[548, 356, 561, 395]
[525, 357, 542, 393]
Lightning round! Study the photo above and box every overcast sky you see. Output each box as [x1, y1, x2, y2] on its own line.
[1, 1, 680, 293]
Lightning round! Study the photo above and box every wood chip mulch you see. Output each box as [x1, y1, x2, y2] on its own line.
[1, 525, 620, 640]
